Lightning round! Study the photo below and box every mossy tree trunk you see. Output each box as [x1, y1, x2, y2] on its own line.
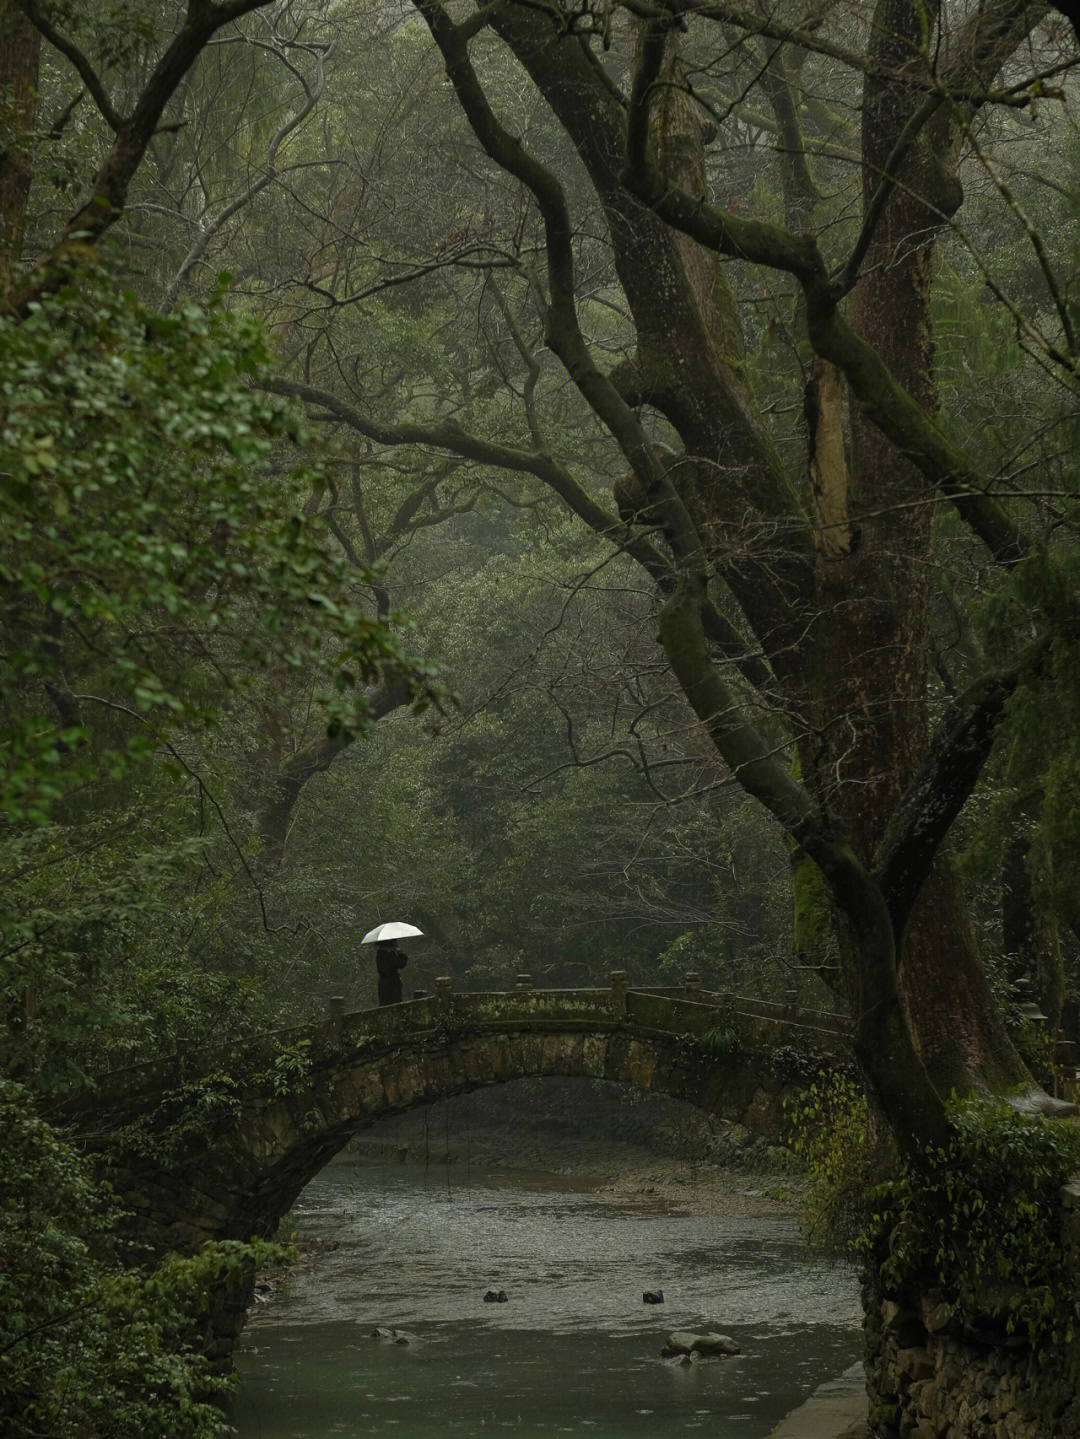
[809, 0, 1031, 1098]
[0, 2, 41, 302]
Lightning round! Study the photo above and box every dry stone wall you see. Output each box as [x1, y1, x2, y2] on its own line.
[864, 1182, 1080, 1438]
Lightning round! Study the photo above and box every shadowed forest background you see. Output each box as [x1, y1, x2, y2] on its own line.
[7, 0, 1080, 1434]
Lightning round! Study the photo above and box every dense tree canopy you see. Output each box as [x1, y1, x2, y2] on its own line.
[6, 0, 1080, 1428]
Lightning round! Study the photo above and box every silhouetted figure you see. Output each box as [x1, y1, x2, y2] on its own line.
[376, 939, 407, 1005]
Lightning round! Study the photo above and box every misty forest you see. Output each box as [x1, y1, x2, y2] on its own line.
[7, 1, 1080, 1437]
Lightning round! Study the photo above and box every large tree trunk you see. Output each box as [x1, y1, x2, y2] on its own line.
[455, 2, 1039, 1122]
[0, 1, 41, 300]
[1001, 821, 1067, 1035]
[818, 0, 1030, 1097]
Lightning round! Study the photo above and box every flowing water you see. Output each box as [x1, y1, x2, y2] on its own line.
[232, 1159, 862, 1439]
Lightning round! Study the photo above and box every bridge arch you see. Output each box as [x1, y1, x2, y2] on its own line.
[60, 981, 848, 1353]
[78, 982, 847, 1256]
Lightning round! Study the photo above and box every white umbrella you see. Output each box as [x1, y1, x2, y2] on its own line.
[361, 921, 425, 944]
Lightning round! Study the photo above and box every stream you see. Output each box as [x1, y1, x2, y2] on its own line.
[232, 1158, 862, 1439]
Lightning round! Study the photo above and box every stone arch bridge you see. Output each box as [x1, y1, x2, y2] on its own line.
[57, 973, 849, 1269]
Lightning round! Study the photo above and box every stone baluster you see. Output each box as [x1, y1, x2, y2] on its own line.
[610, 969, 627, 1021]
[435, 976, 453, 1020]
[684, 973, 701, 1001]
[785, 988, 799, 1024]
[516, 973, 533, 990]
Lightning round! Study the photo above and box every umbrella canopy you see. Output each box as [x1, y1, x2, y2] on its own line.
[361, 921, 425, 944]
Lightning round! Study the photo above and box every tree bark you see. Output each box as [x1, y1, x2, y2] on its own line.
[812, 0, 1030, 1098]
[256, 674, 412, 867]
[487, 9, 817, 697]
[409, 0, 1063, 1143]
[0, 1, 41, 300]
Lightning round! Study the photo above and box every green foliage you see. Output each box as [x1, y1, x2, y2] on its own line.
[696, 1025, 739, 1060]
[0, 1080, 289, 1439]
[784, 1070, 877, 1254]
[0, 811, 279, 1087]
[92, 961, 269, 1068]
[269, 1039, 313, 1097]
[0, 264, 430, 827]
[1010, 1014, 1059, 1089]
[765, 1043, 834, 1086]
[656, 930, 712, 977]
[114, 1039, 321, 1166]
[0, 261, 442, 1087]
[872, 1103, 1080, 1343]
[789, 858, 841, 980]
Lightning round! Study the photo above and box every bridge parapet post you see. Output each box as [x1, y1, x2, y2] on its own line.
[610, 970, 627, 1020]
[327, 995, 345, 1044]
[683, 973, 701, 1001]
[435, 976, 453, 1020]
[516, 973, 533, 990]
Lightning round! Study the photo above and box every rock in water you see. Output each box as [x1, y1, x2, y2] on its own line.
[662, 1331, 740, 1357]
[691, 1333, 740, 1356]
[642, 1290, 664, 1304]
[483, 1290, 508, 1303]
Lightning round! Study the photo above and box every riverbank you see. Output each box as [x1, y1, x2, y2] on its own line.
[764, 1364, 868, 1439]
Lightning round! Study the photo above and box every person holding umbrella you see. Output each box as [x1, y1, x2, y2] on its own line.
[361, 922, 424, 1005]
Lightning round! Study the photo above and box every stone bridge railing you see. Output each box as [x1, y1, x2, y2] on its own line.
[73, 971, 851, 1114]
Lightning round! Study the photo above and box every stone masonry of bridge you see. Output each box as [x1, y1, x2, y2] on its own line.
[56, 975, 848, 1279]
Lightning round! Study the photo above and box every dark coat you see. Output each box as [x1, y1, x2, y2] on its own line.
[376, 942, 407, 1005]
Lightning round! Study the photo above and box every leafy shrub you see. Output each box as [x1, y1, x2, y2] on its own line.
[1008, 1016, 1059, 1090]
[270, 1039, 314, 1097]
[872, 1101, 1080, 1343]
[766, 1043, 833, 1085]
[0, 1080, 290, 1438]
[697, 1025, 740, 1059]
[784, 1070, 880, 1253]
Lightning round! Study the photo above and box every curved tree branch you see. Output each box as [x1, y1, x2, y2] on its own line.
[7, 0, 273, 316]
[875, 634, 1056, 942]
[622, 14, 1035, 569]
[260, 374, 778, 695]
[14, 0, 122, 131]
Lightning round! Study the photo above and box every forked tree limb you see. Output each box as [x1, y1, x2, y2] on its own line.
[261, 375, 779, 695]
[875, 634, 1056, 942]
[7, 0, 273, 315]
[623, 14, 1035, 569]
